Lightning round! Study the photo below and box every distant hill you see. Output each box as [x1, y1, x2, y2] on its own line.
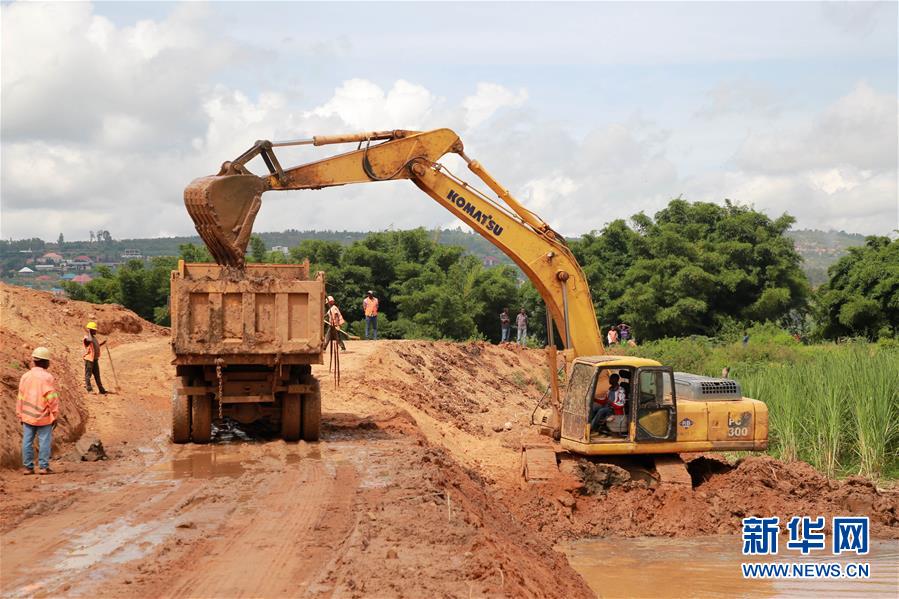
[785, 229, 867, 287]
[0, 227, 874, 288]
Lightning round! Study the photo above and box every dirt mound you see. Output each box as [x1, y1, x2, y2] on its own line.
[0, 283, 164, 468]
[320, 412, 593, 598]
[507, 455, 899, 541]
[367, 340, 550, 436]
[0, 327, 87, 467]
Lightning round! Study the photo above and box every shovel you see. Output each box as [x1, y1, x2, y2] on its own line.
[105, 345, 120, 392]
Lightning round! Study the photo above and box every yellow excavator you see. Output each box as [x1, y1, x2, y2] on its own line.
[184, 128, 768, 483]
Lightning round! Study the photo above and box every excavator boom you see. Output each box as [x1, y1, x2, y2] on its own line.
[184, 128, 604, 357]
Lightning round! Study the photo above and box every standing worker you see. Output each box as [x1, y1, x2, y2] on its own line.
[82, 321, 108, 394]
[516, 308, 528, 347]
[499, 308, 511, 343]
[363, 290, 379, 340]
[17, 347, 60, 475]
[325, 296, 346, 351]
[607, 325, 618, 346]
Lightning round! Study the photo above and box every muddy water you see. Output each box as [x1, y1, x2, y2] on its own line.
[563, 536, 899, 598]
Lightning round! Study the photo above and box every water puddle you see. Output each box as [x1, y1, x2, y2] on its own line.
[57, 517, 177, 570]
[562, 536, 899, 598]
[147, 442, 322, 481]
[148, 449, 249, 480]
[7, 516, 177, 598]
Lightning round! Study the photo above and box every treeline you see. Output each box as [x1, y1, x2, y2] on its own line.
[62, 199, 898, 343]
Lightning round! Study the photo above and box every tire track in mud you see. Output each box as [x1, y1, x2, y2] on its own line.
[160, 460, 358, 598]
[2, 471, 208, 596]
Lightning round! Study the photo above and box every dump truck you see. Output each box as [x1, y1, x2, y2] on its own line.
[170, 260, 325, 443]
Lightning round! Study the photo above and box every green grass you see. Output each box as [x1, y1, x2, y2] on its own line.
[627, 327, 899, 480]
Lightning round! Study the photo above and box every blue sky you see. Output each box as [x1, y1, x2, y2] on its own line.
[2, 1, 897, 240]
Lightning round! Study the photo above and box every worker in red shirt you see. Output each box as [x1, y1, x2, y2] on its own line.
[325, 296, 346, 351]
[590, 373, 625, 433]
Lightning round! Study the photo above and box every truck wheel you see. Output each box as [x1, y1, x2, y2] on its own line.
[281, 393, 301, 441]
[302, 378, 321, 442]
[171, 380, 191, 444]
[191, 394, 212, 444]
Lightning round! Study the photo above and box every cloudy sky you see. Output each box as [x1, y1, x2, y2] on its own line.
[2, 1, 897, 241]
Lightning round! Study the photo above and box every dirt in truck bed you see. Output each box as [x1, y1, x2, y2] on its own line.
[1, 284, 896, 597]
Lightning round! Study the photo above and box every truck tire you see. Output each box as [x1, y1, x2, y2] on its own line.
[191, 393, 212, 444]
[302, 378, 321, 442]
[171, 380, 191, 444]
[281, 393, 302, 441]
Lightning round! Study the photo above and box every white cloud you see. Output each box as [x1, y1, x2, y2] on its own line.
[735, 82, 897, 174]
[462, 83, 528, 130]
[307, 79, 438, 131]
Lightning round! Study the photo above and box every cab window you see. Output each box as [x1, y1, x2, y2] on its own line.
[637, 370, 674, 407]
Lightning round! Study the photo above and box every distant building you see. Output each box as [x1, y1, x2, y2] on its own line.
[71, 274, 92, 284]
[482, 256, 501, 267]
[39, 252, 64, 264]
[61, 273, 76, 281]
[34, 264, 57, 272]
[272, 245, 290, 256]
[17, 266, 34, 275]
[122, 249, 143, 260]
[67, 255, 94, 271]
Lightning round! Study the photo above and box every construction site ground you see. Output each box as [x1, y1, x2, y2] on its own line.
[1, 284, 897, 598]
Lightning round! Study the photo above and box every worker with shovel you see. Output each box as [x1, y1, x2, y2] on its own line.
[324, 296, 347, 351]
[82, 321, 108, 394]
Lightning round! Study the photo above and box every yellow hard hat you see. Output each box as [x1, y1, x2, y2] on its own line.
[31, 347, 51, 361]
[86, 321, 98, 330]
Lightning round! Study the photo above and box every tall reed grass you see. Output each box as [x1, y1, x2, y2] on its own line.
[737, 343, 898, 479]
[631, 333, 899, 479]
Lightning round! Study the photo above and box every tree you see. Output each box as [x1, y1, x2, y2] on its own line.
[179, 243, 213, 263]
[62, 257, 177, 325]
[816, 236, 898, 340]
[57, 233, 64, 246]
[570, 199, 810, 341]
[249, 235, 266, 263]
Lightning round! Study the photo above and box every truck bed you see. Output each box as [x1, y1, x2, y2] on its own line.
[170, 262, 325, 365]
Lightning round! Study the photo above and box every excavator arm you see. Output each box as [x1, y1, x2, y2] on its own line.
[184, 128, 604, 357]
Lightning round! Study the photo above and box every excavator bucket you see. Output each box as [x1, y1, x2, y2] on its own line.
[184, 173, 266, 267]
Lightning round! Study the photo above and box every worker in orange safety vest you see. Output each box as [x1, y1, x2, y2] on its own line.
[325, 296, 346, 351]
[83, 321, 108, 394]
[362, 290, 379, 340]
[17, 347, 60, 475]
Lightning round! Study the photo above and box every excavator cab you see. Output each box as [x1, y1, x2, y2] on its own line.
[559, 356, 678, 451]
